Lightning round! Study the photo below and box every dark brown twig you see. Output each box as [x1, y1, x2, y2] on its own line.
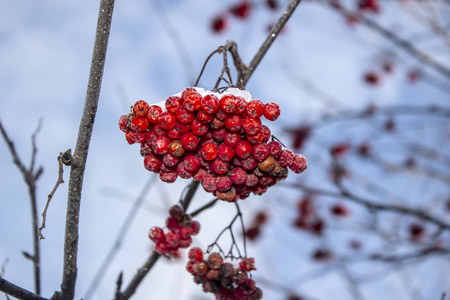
[0, 278, 47, 300]
[0, 120, 42, 296]
[38, 149, 71, 240]
[51, 0, 115, 299]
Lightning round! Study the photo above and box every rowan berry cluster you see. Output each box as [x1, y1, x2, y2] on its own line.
[118, 87, 307, 202]
[186, 247, 263, 299]
[148, 204, 200, 258]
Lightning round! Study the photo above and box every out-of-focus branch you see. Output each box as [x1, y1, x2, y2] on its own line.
[241, 0, 303, 85]
[369, 246, 450, 262]
[282, 182, 450, 231]
[0, 120, 42, 295]
[0, 278, 47, 300]
[331, 2, 450, 80]
[52, 0, 115, 299]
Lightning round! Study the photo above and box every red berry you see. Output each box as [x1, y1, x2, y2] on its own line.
[230, 167, 247, 185]
[152, 136, 170, 155]
[210, 118, 224, 130]
[131, 116, 149, 132]
[263, 102, 280, 121]
[202, 174, 217, 192]
[167, 127, 181, 140]
[243, 117, 262, 135]
[252, 143, 269, 162]
[176, 106, 195, 124]
[143, 154, 161, 172]
[158, 112, 177, 130]
[190, 118, 209, 136]
[118, 114, 130, 132]
[230, 1, 252, 19]
[220, 94, 237, 113]
[152, 123, 167, 136]
[219, 263, 234, 278]
[201, 94, 220, 114]
[165, 96, 183, 114]
[146, 105, 163, 124]
[213, 159, 230, 175]
[364, 71, 380, 85]
[179, 236, 192, 248]
[218, 144, 235, 162]
[261, 125, 271, 143]
[290, 154, 307, 173]
[177, 161, 193, 179]
[197, 109, 215, 124]
[162, 153, 179, 168]
[235, 96, 248, 115]
[212, 128, 226, 142]
[216, 175, 232, 192]
[241, 156, 258, 171]
[246, 99, 265, 118]
[154, 242, 169, 254]
[169, 205, 185, 220]
[133, 100, 150, 118]
[181, 132, 200, 151]
[148, 227, 165, 243]
[224, 114, 242, 132]
[165, 231, 180, 248]
[159, 170, 178, 183]
[224, 131, 241, 148]
[235, 140, 253, 159]
[279, 149, 294, 167]
[188, 220, 200, 235]
[184, 155, 201, 173]
[211, 15, 227, 33]
[267, 141, 282, 158]
[246, 131, 265, 144]
[193, 167, 208, 181]
[184, 92, 202, 111]
[233, 269, 248, 285]
[201, 142, 218, 161]
[175, 122, 191, 134]
[181, 87, 197, 100]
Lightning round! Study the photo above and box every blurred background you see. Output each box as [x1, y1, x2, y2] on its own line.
[0, 0, 449, 299]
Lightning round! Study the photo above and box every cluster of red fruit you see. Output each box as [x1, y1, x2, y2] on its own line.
[186, 247, 262, 299]
[244, 211, 269, 241]
[293, 196, 325, 236]
[118, 87, 307, 202]
[148, 204, 200, 258]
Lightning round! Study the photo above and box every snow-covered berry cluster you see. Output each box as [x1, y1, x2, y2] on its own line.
[148, 204, 200, 258]
[186, 247, 262, 299]
[119, 87, 307, 202]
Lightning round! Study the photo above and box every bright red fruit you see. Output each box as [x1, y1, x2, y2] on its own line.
[188, 247, 203, 262]
[246, 99, 265, 118]
[146, 105, 163, 124]
[184, 92, 202, 111]
[201, 142, 218, 160]
[148, 227, 165, 243]
[165, 96, 183, 114]
[118, 114, 129, 132]
[220, 94, 237, 113]
[235, 140, 253, 159]
[131, 116, 149, 132]
[181, 132, 199, 151]
[263, 102, 280, 121]
[152, 136, 170, 155]
[218, 144, 235, 161]
[243, 117, 262, 135]
[211, 15, 227, 33]
[133, 100, 150, 117]
[230, 1, 252, 19]
[224, 114, 242, 132]
[143, 154, 161, 172]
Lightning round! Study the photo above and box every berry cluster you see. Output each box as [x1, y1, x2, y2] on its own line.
[186, 247, 262, 299]
[293, 196, 325, 236]
[119, 87, 307, 202]
[244, 211, 269, 241]
[148, 204, 200, 258]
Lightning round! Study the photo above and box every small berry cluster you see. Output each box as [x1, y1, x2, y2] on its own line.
[148, 205, 200, 258]
[293, 196, 325, 236]
[119, 87, 307, 202]
[186, 247, 263, 299]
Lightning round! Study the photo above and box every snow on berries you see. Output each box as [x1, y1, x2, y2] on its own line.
[186, 248, 263, 299]
[119, 87, 307, 202]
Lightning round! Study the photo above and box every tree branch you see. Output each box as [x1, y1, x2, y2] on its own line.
[0, 278, 47, 300]
[52, 1, 115, 299]
[0, 120, 42, 295]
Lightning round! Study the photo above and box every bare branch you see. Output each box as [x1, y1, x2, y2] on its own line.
[38, 149, 71, 240]
[0, 278, 47, 300]
[52, 0, 115, 299]
[0, 120, 42, 295]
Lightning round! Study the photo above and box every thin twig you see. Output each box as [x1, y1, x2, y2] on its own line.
[0, 120, 42, 295]
[38, 149, 71, 240]
[52, 0, 115, 299]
